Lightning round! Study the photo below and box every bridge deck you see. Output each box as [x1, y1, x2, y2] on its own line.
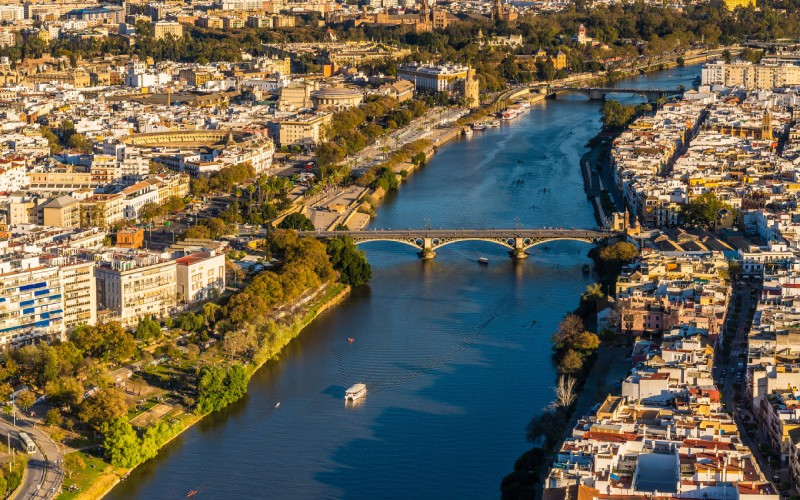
[301, 229, 617, 239]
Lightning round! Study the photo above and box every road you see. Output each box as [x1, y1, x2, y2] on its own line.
[0, 413, 63, 500]
[302, 228, 616, 240]
[714, 278, 780, 487]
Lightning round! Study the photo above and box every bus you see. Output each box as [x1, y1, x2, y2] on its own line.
[18, 432, 35, 454]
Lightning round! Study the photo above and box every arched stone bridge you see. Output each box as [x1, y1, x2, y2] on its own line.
[300, 228, 622, 259]
[554, 86, 684, 102]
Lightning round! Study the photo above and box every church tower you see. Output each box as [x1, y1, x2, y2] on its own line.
[761, 108, 773, 141]
[491, 0, 504, 20]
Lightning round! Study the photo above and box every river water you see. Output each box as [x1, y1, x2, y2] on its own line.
[109, 65, 700, 499]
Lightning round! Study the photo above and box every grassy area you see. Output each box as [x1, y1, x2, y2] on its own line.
[57, 451, 124, 500]
[126, 400, 157, 420]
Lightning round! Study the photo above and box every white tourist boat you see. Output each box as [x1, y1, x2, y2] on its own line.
[345, 383, 367, 401]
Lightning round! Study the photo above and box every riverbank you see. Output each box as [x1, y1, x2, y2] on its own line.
[73, 283, 351, 500]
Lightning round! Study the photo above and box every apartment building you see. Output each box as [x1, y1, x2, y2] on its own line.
[95, 252, 178, 327]
[702, 60, 800, 90]
[0, 256, 96, 345]
[276, 112, 332, 147]
[176, 250, 226, 303]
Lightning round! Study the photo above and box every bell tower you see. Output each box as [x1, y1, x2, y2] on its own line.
[761, 108, 772, 141]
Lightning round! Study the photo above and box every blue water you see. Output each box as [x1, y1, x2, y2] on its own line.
[109, 64, 701, 499]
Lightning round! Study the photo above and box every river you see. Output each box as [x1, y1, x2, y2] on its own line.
[109, 64, 700, 500]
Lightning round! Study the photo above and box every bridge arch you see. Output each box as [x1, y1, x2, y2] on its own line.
[429, 237, 515, 251]
[522, 237, 600, 250]
[351, 238, 423, 250]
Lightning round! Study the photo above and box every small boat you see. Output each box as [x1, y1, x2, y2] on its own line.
[345, 383, 367, 401]
[478, 257, 489, 265]
[186, 491, 198, 498]
[463, 126, 473, 136]
[347, 337, 355, 343]
[582, 264, 591, 273]
[488, 120, 501, 128]
[275, 402, 281, 408]
[472, 123, 487, 131]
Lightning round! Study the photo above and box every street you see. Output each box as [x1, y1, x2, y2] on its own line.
[714, 278, 784, 489]
[0, 413, 63, 500]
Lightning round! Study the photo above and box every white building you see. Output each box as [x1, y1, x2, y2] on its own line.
[176, 250, 226, 303]
[95, 252, 178, 327]
[397, 62, 468, 92]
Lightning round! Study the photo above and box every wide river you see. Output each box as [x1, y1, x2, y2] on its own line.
[110, 65, 700, 499]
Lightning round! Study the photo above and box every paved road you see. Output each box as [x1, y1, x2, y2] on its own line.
[303, 228, 616, 240]
[715, 279, 779, 486]
[0, 413, 63, 500]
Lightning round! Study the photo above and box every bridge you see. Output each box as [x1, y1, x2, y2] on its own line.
[554, 86, 684, 102]
[300, 228, 622, 259]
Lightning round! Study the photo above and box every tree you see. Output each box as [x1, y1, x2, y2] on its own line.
[196, 364, 249, 415]
[551, 314, 585, 349]
[0, 382, 12, 403]
[594, 241, 638, 279]
[500, 447, 546, 500]
[571, 331, 601, 351]
[682, 192, 734, 228]
[278, 213, 314, 230]
[72, 322, 136, 362]
[526, 408, 566, 448]
[138, 202, 162, 223]
[135, 317, 162, 342]
[326, 237, 372, 286]
[203, 303, 222, 325]
[15, 390, 35, 412]
[554, 375, 577, 408]
[44, 408, 63, 427]
[63, 453, 86, 479]
[601, 99, 636, 130]
[45, 377, 84, 409]
[177, 311, 204, 332]
[102, 417, 142, 468]
[67, 133, 93, 154]
[78, 387, 127, 431]
[558, 349, 584, 373]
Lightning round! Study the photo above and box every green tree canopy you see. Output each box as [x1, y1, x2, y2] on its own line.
[135, 317, 162, 342]
[78, 387, 127, 431]
[278, 213, 314, 230]
[326, 237, 372, 287]
[682, 192, 735, 228]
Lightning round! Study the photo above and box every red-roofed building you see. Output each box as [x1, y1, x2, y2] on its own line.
[176, 250, 225, 304]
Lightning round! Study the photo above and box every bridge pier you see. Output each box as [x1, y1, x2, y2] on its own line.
[509, 237, 528, 260]
[418, 237, 436, 260]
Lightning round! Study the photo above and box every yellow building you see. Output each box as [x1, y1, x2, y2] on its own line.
[278, 113, 332, 147]
[153, 21, 183, 40]
[42, 195, 81, 228]
[723, 0, 755, 9]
